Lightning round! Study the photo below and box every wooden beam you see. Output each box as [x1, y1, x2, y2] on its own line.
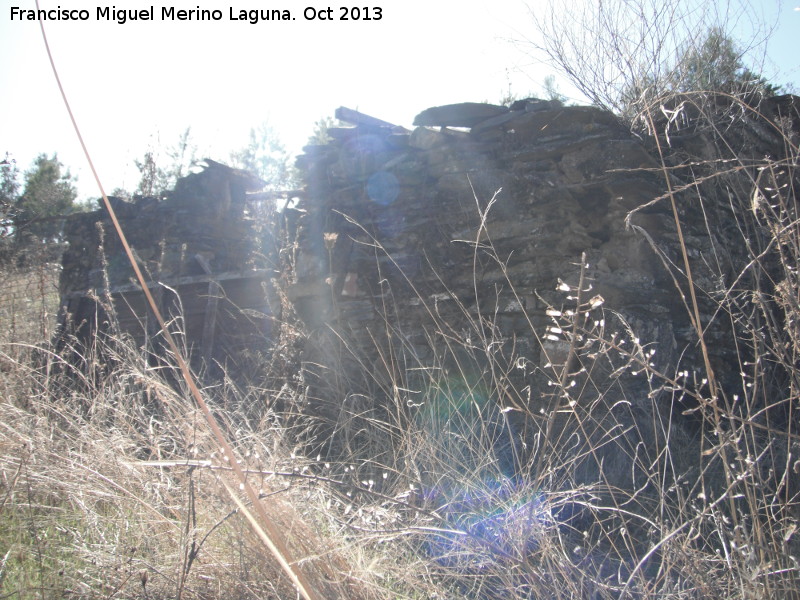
[201, 281, 222, 369]
[61, 268, 273, 299]
[195, 254, 221, 369]
[334, 106, 399, 129]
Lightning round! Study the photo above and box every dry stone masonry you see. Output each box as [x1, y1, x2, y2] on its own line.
[285, 95, 799, 475]
[58, 96, 800, 472]
[59, 159, 283, 371]
[290, 99, 792, 387]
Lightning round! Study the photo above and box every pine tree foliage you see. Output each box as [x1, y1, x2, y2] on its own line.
[620, 26, 781, 118]
[1, 153, 19, 239]
[678, 27, 777, 94]
[307, 116, 337, 146]
[13, 153, 77, 243]
[135, 128, 198, 196]
[134, 150, 167, 197]
[230, 122, 294, 190]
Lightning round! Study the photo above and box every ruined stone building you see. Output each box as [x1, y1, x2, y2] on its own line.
[58, 159, 284, 372]
[58, 96, 799, 478]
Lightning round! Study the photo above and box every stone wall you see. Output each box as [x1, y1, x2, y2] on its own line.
[286, 95, 799, 476]
[56, 96, 800, 471]
[58, 160, 282, 372]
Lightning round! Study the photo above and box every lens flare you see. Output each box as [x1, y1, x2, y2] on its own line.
[367, 171, 399, 206]
[413, 371, 551, 568]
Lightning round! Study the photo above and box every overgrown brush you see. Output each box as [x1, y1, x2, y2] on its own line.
[0, 311, 380, 599]
[2, 92, 799, 599]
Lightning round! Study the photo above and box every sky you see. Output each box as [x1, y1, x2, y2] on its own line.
[1, 0, 798, 200]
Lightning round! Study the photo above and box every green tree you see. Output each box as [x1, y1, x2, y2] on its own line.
[307, 116, 338, 146]
[619, 27, 780, 114]
[135, 128, 198, 196]
[527, 0, 779, 120]
[230, 122, 294, 190]
[134, 150, 168, 196]
[1, 153, 19, 239]
[164, 127, 197, 184]
[673, 27, 779, 96]
[541, 75, 568, 104]
[13, 153, 77, 243]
